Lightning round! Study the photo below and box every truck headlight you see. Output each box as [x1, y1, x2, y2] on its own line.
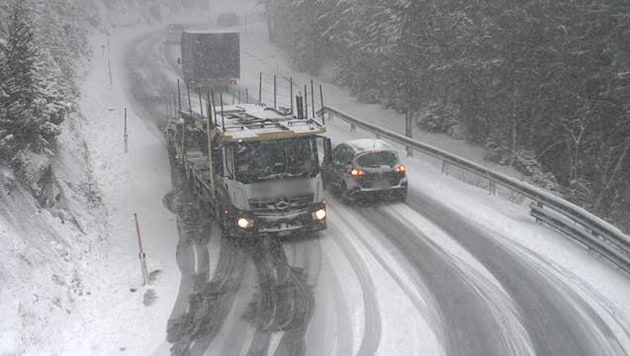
[312, 208, 326, 221]
[237, 217, 254, 229]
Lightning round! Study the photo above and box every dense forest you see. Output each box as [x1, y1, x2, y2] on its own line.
[0, 0, 196, 205]
[262, 0, 630, 232]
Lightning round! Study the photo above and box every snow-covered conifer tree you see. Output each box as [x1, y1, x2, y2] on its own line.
[0, 2, 62, 157]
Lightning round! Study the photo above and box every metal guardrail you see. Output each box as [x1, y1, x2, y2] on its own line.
[320, 105, 630, 274]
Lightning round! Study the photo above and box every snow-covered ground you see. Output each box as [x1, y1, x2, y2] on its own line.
[0, 26, 180, 355]
[2, 0, 630, 354]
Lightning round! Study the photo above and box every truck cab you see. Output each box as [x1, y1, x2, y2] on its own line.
[166, 104, 331, 238]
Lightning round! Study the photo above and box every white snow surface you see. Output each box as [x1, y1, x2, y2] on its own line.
[1, 0, 630, 355]
[0, 26, 179, 355]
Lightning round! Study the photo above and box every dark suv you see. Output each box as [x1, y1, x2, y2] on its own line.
[323, 139, 408, 202]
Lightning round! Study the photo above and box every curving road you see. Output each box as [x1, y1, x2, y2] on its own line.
[121, 11, 630, 356]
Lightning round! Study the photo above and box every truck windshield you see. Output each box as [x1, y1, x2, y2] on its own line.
[234, 138, 320, 183]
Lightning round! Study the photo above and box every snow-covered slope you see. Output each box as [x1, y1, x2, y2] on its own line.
[0, 13, 185, 356]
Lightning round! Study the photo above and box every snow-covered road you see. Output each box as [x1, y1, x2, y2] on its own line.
[111, 1, 630, 355]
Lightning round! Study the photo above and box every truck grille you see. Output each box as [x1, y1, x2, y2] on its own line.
[249, 194, 314, 212]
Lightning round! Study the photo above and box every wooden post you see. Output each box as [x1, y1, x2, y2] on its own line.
[273, 75, 277, 108]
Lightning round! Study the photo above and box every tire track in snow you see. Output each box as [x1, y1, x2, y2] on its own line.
[363, 206, 521, 356]
[406, 187, 628, 356]
[326, 213, 382, 356]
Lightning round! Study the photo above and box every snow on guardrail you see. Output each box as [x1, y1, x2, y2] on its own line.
[319, 105, 630, 275]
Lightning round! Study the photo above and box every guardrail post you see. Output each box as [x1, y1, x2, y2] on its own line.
[488, 180, 496, 195]
[350, 123, 356, 132]
[405, 107, 413, 157]
[532, 201, 543, 222]
[441, 161, 448, 175]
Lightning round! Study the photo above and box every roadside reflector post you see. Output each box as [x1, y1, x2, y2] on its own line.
[124, 107, 128, 154]
[134, 213, 150, 286]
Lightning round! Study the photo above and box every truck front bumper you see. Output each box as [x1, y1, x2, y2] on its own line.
[223, 202, 327, 238]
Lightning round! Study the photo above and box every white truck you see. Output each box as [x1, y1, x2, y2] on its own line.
[165, 102, 331, 238]
[180, 30, 240, 89]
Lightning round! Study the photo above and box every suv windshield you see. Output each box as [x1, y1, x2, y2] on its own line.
[356, 151, 398, 168]
[234, 137, 320, 183]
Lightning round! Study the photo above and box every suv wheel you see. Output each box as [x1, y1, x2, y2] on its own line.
[340, 182, 355, 204]
[398, 189, 408, 202]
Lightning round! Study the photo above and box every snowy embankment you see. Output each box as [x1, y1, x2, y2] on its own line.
[0, 28, 179, 355]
